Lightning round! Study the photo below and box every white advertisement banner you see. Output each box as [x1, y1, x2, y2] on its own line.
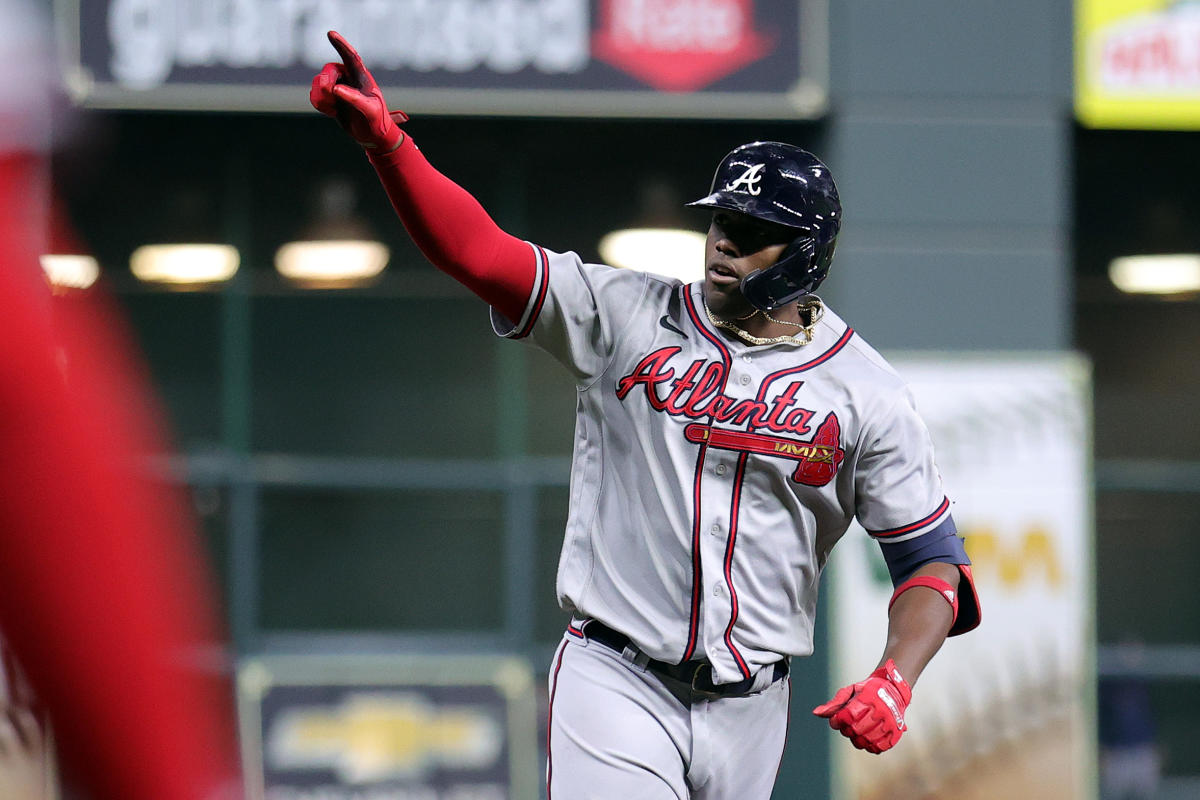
[829, 355, 1095, 800]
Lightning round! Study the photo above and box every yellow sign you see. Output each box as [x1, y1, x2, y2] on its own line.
[962, 526, 1065, 589]
[1076, 0, 1200, 129]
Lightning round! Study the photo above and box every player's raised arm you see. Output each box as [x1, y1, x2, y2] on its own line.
[311, 31, 536, 322]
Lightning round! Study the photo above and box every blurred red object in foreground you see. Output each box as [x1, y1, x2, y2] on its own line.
[0, 153, 243, 800]
[0, 4, 243, 789]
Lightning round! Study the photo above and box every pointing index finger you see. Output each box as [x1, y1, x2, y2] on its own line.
[327, 30, 368, 85]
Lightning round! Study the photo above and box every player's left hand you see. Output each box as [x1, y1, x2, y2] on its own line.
[812, 659, 911, 754]
[310, 30, 409, 152]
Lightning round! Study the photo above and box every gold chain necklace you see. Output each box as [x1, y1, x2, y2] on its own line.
[704, 297, 825, 346]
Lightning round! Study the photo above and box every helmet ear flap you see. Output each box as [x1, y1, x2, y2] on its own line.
[781, 236, 815, 268]
[740, 237, 820, 311]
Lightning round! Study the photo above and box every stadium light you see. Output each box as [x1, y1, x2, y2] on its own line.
[1109, 254, 1200, 296]
[276, 177, 389, 288]
[40, 254, 100, 290]
[275, 239, 389, 287]
[599, 176, 709, 283]
[130, 244, 239, 286]
[599, 228, 707, 283]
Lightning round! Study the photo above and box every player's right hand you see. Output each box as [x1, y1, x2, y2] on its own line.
[310, 31, 409, 153]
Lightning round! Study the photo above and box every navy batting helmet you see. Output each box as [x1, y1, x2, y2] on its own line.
[688, 142, 841, 311]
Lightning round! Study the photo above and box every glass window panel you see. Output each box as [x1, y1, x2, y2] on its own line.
[252, 291, 500, 457]
[1147, 682, 1200, 776]
[1096, 491, 1200, 644]
[187, 482, 231, 618]
[259, 488, 504, 632]
[120, 293, 223, 448]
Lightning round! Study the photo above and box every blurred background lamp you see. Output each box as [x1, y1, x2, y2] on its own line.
[598, 228, 707, 283]
[274, 240, 389, 287]
[1109, 254, 1200, 295]
[40, 254, 99, 290]
[131, 244, 239, 286]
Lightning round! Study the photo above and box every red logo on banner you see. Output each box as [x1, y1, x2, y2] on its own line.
[592, 0, 776, 92]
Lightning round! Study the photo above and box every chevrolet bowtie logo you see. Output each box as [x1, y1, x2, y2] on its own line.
[267, 693, 502, 783]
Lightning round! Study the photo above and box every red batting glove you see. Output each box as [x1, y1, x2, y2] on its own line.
[812, 659, 912, 754]
[310, 31, 409, 152]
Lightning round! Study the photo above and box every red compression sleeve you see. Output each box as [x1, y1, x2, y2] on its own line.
[368, 137, 536, 323]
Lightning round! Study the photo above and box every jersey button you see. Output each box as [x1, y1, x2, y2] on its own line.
[739, 374, 751, 385]
[742, 355, 752, 363]
[713, 584, 724, 597]
[715, 464, 727, 475]
[710, 523, 721, 535]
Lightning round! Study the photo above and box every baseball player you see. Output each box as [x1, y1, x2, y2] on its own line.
[312, 31, 980, 799]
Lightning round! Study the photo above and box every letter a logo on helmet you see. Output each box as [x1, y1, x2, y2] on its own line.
[726, 164, 765, 195]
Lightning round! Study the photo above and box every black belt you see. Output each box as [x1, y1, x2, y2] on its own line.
[580, 620, 788, 698]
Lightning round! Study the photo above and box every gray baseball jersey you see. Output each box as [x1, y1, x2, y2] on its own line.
[493, 246, 951, 686]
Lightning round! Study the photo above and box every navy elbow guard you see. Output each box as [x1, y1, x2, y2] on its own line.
[878, 517, 980, 635]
